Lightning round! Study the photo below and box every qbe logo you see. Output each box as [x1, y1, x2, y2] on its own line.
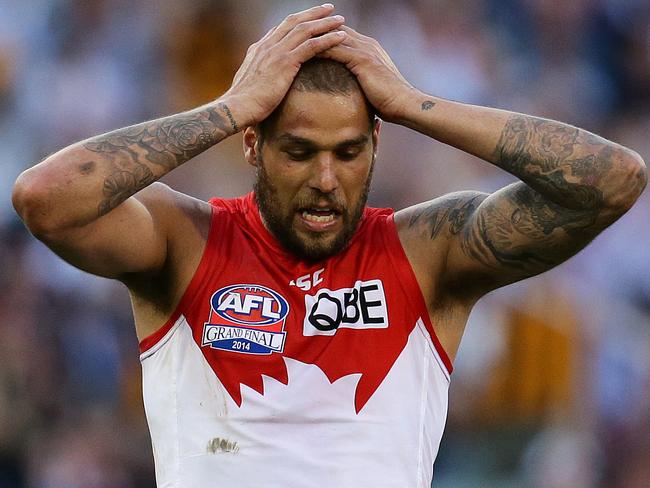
[303, 279, 388, 336]
[202, 284, 289, 355]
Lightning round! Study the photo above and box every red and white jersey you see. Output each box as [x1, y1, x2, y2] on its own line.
[139, 193, 453, 488]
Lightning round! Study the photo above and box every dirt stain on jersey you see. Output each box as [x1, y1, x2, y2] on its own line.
[207, 437, 240, 454]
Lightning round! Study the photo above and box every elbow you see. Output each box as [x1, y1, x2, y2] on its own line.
[12, 169, 34, 223]
[622, 150, 647, 205]
[606, 149, 647, 212]
[12, 168, 58, 237]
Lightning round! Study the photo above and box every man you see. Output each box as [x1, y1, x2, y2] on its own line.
[12, 4, 646, 487]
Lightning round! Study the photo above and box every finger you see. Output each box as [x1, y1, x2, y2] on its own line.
[268, 4, 336, 43]
[316, 43, 358, 65]
[339, 25, 372, 41]
[330, 27, 396, 67]
[291, 30, 347, 64]
[314, 26, 365, 52]
[278, 15, 346, 51]
[258, 25, 278, 44]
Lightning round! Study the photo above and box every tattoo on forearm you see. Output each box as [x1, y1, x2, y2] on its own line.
[493, 115, 614, 211]
[84, 105, 230, 169]
[421, 100, 435, 111]
[98, 165, 155, 216]
[82, 103, 233, 216]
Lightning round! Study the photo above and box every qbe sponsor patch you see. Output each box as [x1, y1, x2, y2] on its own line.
[202, 284, 289, 355]
[303, 279, 388, 336]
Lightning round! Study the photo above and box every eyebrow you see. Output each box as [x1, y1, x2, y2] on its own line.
[275, 133, 370, 149]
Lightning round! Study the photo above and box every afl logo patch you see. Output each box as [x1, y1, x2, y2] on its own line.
[202, 284, 289, 355]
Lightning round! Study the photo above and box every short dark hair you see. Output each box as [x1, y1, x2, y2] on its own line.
[256, 58, 377, 142]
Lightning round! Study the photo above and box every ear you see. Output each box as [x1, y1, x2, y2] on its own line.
[243, 127, 260, 167]
[371, 118, 381, 160]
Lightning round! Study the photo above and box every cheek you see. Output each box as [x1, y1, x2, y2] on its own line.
[342, 165, 372, 198]
[275, 174, 309, 213]
[262, 158, 306, 196]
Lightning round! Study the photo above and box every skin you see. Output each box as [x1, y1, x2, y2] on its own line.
[319, 26, 647, 356]
[12, 6, 647, 361]
[245, 89, 380, 262]
[11, 5, 349, 341]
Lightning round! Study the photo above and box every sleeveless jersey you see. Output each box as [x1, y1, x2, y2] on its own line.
[139, 193, 453, 488]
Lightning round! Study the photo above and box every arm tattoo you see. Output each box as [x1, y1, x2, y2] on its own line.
[409, 188, 602, 284]
[421, 100, 435, 111]
[460, 183, 600, 272]
[98, 165, 155, 216]
[493, 115, 614, 211]
[413, 116, 643, 286]
[82, 103, 235, 216]
[221, 103, 239, 132]
[408, 194, 483, 239]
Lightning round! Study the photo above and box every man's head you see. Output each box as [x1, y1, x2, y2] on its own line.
[243, 58, 380, 262]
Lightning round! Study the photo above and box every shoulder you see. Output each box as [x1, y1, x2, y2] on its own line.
[126, 183, 212, 288]
[392, 191, 489, 303]
[394, 191, 489, 241]
[124, 184, 213, 327]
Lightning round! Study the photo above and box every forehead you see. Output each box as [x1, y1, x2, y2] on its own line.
[271, 89, 371, 143]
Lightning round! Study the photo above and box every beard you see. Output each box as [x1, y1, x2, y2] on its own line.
[254, 155, 373, 263]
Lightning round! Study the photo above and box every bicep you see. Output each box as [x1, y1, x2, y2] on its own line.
[37, 184, 171, 279]
[447, 182, 616, 292]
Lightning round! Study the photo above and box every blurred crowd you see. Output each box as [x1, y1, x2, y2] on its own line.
[0, 0, 649, 486]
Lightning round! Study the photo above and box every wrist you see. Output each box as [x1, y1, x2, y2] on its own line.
[399, 88, 439, 121]
[391, 91, 466, 145]
[389, 88, 439, 126]
[213, 94, 249, 134]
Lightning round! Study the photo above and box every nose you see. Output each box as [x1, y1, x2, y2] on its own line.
[308, 153, 339, 194]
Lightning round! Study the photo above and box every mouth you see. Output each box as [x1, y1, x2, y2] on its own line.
[297, 207, 342, 232]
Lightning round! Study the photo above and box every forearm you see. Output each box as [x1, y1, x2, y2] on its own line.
[13, 98, 238, 233]
[398, 92, 647, 211]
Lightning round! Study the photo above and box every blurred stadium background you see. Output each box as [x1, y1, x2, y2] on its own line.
[1, 0, 649, 486]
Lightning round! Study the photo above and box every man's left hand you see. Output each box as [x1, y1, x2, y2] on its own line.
[319, 26, 416, 123]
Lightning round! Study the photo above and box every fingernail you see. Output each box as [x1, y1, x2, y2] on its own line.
[336, 31, 346, 37]
[322, 3, 334, 8]
[333, 15, 344, 21]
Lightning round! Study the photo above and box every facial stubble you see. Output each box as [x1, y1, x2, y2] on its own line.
[254, 154, 374, 262]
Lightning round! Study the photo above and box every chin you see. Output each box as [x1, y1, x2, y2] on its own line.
[293, 231, 344, 262]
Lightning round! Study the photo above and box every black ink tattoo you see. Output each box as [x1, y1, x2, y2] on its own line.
[493, 115, 613, 211]
[81, 104, 232, 216]
[220, 103, 239, 132]
[445, 115, 643, 282]
[460, 183, 600, 272]
[411, 115, 643, 291]
[84, 105, 229, 169]
[98, 164, 155, 216]
[421, 100, 435, 111]
[408, 194, 483, 240]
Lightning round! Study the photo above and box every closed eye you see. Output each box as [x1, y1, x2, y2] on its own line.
[336, 147, 363, 161]
[285, 149, 316, 161]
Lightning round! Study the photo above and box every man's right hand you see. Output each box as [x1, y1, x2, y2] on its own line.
[224, 4, 347, 128]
